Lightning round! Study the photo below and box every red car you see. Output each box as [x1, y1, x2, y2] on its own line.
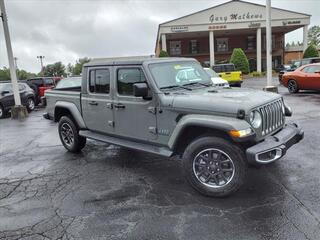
[281, 63, 320, 93]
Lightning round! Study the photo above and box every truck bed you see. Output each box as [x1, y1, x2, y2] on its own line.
[45, 89, 82, 119]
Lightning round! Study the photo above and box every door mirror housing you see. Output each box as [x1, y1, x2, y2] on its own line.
[1, 90, 10, 96]
[133, 82, 148, 98]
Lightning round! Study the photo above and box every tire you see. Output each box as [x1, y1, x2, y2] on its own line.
[26, 98, 35, 112]
[58, 116, 86, 153]
[287, 79, 299, 93]
[0, 104, 4, 119]
[182, 136, 247, 197]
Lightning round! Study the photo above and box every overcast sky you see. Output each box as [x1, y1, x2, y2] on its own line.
[0, 0, 319, 73]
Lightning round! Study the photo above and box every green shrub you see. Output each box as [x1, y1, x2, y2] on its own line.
[230, 48, 250, 74]
[303, 44, 319, 58]
[159, 50, 169, 57]
[249, 71, 263, 77]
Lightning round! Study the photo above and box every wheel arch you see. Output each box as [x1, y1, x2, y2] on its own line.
[54, 102, 86, 129]
[169, 114, 252, 155]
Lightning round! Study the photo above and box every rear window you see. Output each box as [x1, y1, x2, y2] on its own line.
[212, 64, 235, 73]
[44, 78, 54, 85]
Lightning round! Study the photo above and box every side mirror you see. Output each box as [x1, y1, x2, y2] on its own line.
[133, 82, 148, 98]
[1, 90, 10, 96]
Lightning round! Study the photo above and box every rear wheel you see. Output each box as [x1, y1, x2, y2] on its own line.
[288, 79, 299, 93]
[58, 116, 86, 153]
[182, 136, 247, 197]
[26, 98, 35, 112]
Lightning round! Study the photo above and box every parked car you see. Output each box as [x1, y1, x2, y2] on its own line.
[281, 63, 320, 93]
[0, 82, 35, 118]
[203, 68, 230, 88]
[212, 63, 242, 87]
[44, 57, 303, 197]
[279, 58, 320, 82]
[26, 77, 55, 105]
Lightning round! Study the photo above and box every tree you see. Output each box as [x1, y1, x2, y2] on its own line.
[72, 57, 90, 75]
[307, 25, 320, 47]
[42, 62, 66, 77]
[159, 50, 169, 57]
[303, 44, 319, 58]
[230, 48, 250, 74]
[0, 67, 11, 81]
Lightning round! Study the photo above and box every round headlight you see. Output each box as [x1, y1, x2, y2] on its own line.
[250, 110, 262, 128]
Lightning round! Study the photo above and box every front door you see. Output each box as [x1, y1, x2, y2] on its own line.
[82, 66, 114, 133]
[113, 66, 157, 142]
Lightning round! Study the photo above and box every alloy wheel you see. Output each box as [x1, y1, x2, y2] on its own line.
[28, 99, 35, 110]
[193, 148, 235, 188]
[60, 123, 74, 147]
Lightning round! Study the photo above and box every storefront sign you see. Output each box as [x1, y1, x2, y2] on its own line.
[248, 22, 261, 28]
[171, 26, 189, 32]
[282, 20, 301, 26]
[210, 12, 263, 23]
[208, 25, 227, 30]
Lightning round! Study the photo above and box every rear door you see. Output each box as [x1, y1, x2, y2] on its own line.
[113, 66, 157, 142]
[81, 66, 114, 133]
[1, 84, 14, 109]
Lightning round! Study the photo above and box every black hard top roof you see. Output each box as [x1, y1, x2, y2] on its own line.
[84, 57, 196, 67]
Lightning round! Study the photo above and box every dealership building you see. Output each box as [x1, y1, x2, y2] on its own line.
[155, 0, 311, 71]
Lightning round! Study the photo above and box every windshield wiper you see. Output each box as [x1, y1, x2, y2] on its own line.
[160, 85, 192, 91]
[182, 82, 213, 87]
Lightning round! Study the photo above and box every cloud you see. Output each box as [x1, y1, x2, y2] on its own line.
[0, 0, 318, 73]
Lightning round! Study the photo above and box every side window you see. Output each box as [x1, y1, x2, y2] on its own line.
[302, 66, 311, 73]
[89, 68, 110, 94]
[117, 68, 146, 95]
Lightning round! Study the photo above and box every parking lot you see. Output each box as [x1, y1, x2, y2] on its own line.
[0, 77, 320, 240]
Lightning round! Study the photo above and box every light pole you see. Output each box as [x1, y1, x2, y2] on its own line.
[37, 55, 45, 74]
[264, 0, 277, 92]
[0, 0, 27, 119]
[14, 56, 18, 69]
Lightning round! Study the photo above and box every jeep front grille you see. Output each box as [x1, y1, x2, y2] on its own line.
[259, 99, 284, 136]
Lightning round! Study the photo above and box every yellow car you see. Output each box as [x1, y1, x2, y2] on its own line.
[212, 64, 242, 87]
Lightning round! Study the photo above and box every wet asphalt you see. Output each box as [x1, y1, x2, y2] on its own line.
[0, 77, 319, 240]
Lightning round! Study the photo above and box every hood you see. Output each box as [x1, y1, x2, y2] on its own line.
[211, 77, 228, 85]
[170, 87, 280, 116]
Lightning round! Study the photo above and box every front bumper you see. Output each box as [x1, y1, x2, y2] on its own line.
[246, 123, 304, 165]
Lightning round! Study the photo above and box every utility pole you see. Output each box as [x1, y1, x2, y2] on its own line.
[264, 0, 277, 92]
[0, 0, 27, 119]
[37, 55, 45, 74]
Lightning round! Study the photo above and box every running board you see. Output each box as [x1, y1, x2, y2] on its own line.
[79, 130, 173, 157]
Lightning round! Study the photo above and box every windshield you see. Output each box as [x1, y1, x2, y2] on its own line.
[149, 61, 212, 90]
[55, 77, 81, 89]
[204, 68, 220, 78]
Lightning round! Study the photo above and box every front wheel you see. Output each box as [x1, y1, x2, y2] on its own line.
[58, 116, 86, 153]
[182, 136, 247, 197]
[287, 79, 299, 93]
[0, 104, 4, 119]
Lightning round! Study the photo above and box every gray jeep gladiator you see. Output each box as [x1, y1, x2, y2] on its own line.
[44, 57, 303, 197]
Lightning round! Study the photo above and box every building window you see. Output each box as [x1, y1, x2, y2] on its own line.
[189, 40, 199, 54]
[216, 38, 228, 52]
[169, 41, 181, 56]
[247, 36, 256, 50]
[117, 68, 146, 96]
[89, 69, 110, 94]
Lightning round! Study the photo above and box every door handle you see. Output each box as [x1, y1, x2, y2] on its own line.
[114, 103, 125, 109]
[89, 101, 98, 106]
